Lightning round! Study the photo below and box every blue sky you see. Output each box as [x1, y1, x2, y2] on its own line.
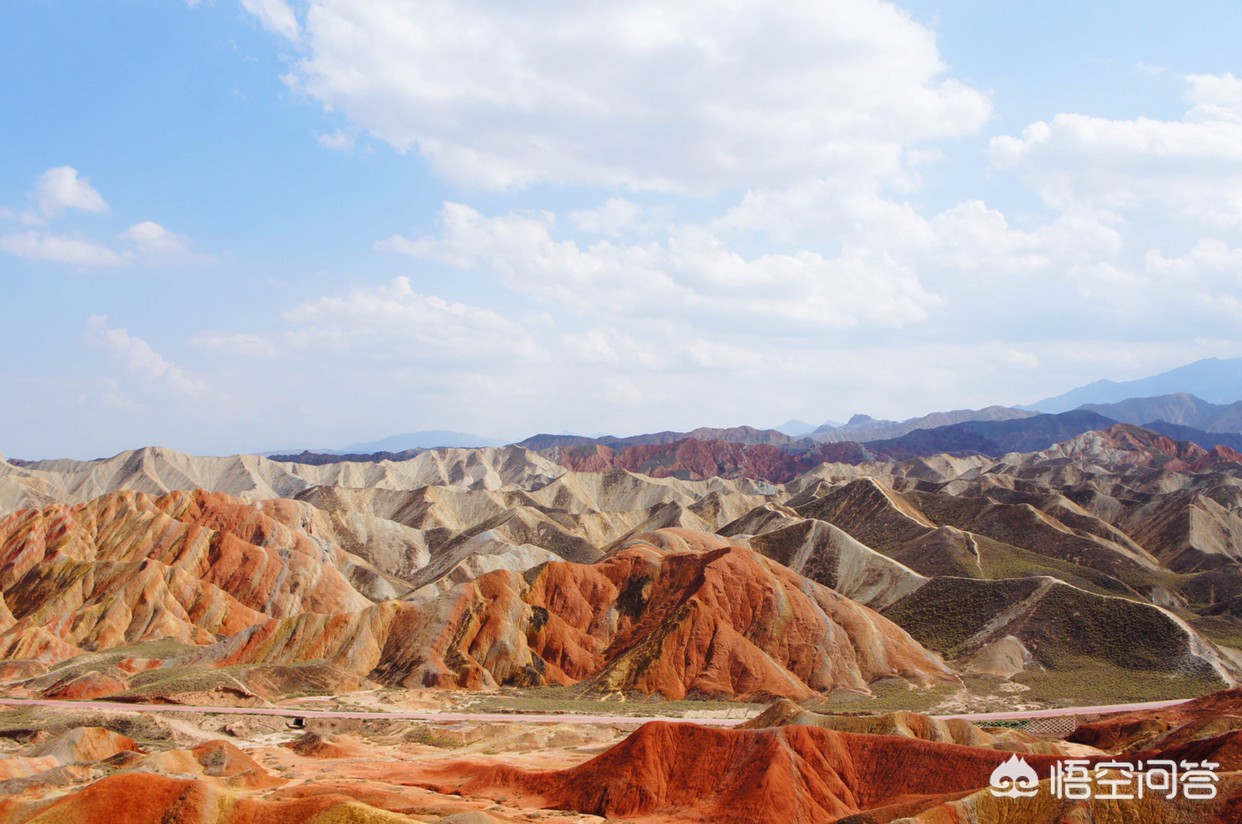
[5, 0, 1242, 458]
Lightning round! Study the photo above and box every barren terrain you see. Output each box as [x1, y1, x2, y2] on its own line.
[6, 423, 1242, 820]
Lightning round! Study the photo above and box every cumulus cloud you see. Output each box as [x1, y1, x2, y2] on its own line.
[288, 0, 989, 191]
[120, 221, 187, 254]
[381, 202, 939, 331]
[562, 328, 667, 369]
[127, 6, 1242, 441]
[569, 199, 644, 236]
[86, 316, 204, 395]
[0, 222, 208, 268]
[240, 0, 300, 42]
[1, 169, 210, 269]
[120, 220, 211, 262]
[34, 166, 108, 218]
[279, 276, 541, 362]
[990, 73, 1242, 223]
[1146, 238, 1242, 277]
[0, 231, 127, 267]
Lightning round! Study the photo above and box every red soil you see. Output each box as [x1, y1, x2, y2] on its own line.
[419, 721, 1070, 823]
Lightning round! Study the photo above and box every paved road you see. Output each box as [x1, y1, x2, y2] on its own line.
[0, 696, 1193, 726]
[0, 697, 745, 727]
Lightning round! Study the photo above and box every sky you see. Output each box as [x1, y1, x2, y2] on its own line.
[5, 1, 1242, 458]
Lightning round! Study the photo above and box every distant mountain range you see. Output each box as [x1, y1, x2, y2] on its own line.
[1079, 393, 1242, 433]
[1028, 356, 1242, 411]
[342, 430, 500, 452]
[772, 419, 819, 437]
[517, 425, 796, 451]
[254, 358, 1242, 469]
[861, 409, 1119, 458]
[806, 405, 1037, 443]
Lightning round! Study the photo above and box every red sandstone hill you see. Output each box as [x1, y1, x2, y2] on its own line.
[0, 771, 411, 824]
[551, 438, 897, 483]
[203, 537, 954, 700]
[1071, 687, 1242, 751]
[554, 439, 803, 481]
[1032, 423, 1242, 471]
[419, 721, 1072, 823]
[0, 489, 952, 700]
[0, 489, 378, 666]
[419, 709, 1242, 823]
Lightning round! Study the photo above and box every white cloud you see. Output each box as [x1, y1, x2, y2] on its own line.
[563, 329, 620, 366]
[990, 73, 1242, 223]
[34, 166, 108, 219]
[1185, 73, 1242, 122]
[685, 338, 766, 369]
[0, 231, 127, 267]
[316, 128, 354, 151]
[289, 0, 989, 191]
[1146, 238, 1242, 277]
[241, 0, 301, 42]
[999, 348, 1040, 369]
[86, 316, 204, 395]
[1, 169, 209, 269]
[719, 178, 927, 245]
[925, 201, 1048, 272]
[594, 376, 648, 407]
[279, 276, 541, 362]
[1144, 239, 1242, 320]
[120, 220, 211, 262]
[120, 221, 187, 254]
[562, 328, 667, 369]
[0, 221, 208, 268]
[569, 199, 644, 236]
[381, 202, 939, 331]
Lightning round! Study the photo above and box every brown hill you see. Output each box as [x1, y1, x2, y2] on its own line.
[739, 697, 1061, 752]
[0, 772, 412, 824]
[1030, 423, 1242, 471]
[419, 721, 1070, 823]
[0, 489, 378, 665]
[553, 438, 804, 482]
[0, 445, 568, 516]
[201, 538, 954, 700]
[7, 437, 1242, 706]
[1070, 687, 1242, 751]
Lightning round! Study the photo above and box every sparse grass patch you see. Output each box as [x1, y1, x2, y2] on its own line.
[807, 681, 963, 715]
[463, 686, 765, 718]
[974, 537, 1179, 598]
[11, 639, 199, 692]
[403, 724, 463, 749]
[1011, 660, 1224, 707]
[1187, 615, 1242, 651]
[119, 663, 254, 697]
[882, 577, 1041, 656]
